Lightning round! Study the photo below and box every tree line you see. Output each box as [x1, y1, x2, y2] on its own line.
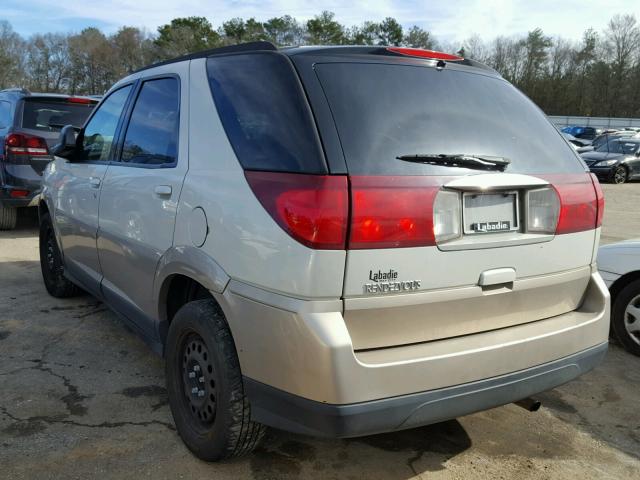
[0, 11, 639, 117]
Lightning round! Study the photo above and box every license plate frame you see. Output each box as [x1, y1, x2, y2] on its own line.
[462, 191, 520, 235]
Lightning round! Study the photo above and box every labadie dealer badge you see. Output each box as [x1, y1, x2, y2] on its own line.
[364, 269, 421, 294]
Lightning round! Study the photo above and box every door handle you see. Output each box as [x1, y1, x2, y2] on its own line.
[89, 177, 101, 189]
[154, 185, 172, 196]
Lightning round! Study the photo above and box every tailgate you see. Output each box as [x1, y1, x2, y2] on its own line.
[306, 58, 602, 350]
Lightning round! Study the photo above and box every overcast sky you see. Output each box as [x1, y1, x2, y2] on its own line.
[3, 0, 640, 43]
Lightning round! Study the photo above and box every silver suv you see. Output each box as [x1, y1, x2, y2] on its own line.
[39, 42, 609, 461]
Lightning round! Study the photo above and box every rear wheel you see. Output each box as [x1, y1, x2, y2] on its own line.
[613, 166, 627, 184]
[612, 279, 640, 356]
[165, 299, 265, 461]
[0, 204, 17, 230]
[39, 213, 81, 297]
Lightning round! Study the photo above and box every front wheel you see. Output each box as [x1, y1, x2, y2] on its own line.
[613, 166, 628, 184]
[612, 279, 640, 356]
[39, 213, 81, 297]
[165, 299, 265, 461]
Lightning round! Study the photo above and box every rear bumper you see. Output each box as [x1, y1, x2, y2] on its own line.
[245, 342, 607, 437]
[0, 186, 40, 207]
[216, 270, 610, 433]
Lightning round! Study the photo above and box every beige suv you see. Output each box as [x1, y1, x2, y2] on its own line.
[40, 42, 609, 461]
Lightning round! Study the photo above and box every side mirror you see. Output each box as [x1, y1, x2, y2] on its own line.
[51, 125, 78, 159]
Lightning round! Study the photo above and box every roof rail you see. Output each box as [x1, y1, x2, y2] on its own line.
[133, 41, 277, 74]
[0, 87, 31, 95]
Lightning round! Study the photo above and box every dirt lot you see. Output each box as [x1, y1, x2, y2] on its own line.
[1, 183, 639, 479]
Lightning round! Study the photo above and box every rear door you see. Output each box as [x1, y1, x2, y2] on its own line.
[301, 57, 602, 350]
[53, 85, 133, 295]
[97, 72, 186, 331]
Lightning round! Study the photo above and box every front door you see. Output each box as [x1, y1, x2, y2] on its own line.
[97, 73, 187, 332]
[53, 85, 133, 295]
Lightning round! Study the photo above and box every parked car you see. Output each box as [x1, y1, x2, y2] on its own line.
[598, 241, 640, 356]
[562, 132, 588, 149]
[578, 131, 639, 154]
[581, 138, 640, 183]
[39, 42, 608, 461]
[0, 88, 97, 229]
[561, 125, 597, 141]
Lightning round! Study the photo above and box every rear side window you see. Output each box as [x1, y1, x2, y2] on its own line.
[22, 98, 95, 132]
[0, 100, 11, 128]
[120, 77, 180, 166]
[315, 63, 585, 175]
[206, 53, 326, 173]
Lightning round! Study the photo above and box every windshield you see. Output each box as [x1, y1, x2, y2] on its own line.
[596, 140, 640, 155]
[315, 62, 585, 175]
[22, 99, 96, 132]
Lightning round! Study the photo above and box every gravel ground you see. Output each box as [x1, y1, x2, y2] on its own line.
[0, 183, 639, 479]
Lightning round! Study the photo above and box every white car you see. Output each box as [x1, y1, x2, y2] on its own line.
[598, 241, 640, 356]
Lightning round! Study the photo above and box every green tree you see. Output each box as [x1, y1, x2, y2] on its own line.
[403, 26, 436, 49]
[0, 21, 25, 89]
[264, 15, 303, 45]
[378, 17, 403, 46]
[306, 11, 345, 45]
[155, 17, 220, 57]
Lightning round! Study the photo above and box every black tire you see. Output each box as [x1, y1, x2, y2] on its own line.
[39, 213, 82, 297]
[165, 299, 265, 461]
[611, 279, 640, 356]
[0, 203, 17, 230]
[613, 165, 628, 184]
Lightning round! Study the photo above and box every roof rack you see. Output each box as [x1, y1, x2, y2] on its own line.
[0, 87, 31, 95]
[133, 41, 277, 74]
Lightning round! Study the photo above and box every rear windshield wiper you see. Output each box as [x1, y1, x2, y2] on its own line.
[396, 153, 511, 171]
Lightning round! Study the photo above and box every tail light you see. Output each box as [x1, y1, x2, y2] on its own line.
[246, 171, 601, 250]
[433, 190, 461, 242]
[526, 187, 560, 233]
[552, 177, 599, 234]
[591, 173, 605, 228]
[244, 171, 348, 249]
[5, 133, 49, 157]
[349, 176, 440, 249]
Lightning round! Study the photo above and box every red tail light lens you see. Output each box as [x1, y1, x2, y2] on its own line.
[5, 133, 49, 156]
[245, 171, 348, 249]
[548, 175, 599, 235]
[386, 47, 463, 61]
[590, 173, 605, 228]
[9, 189, 29, 198]
[349, 176, 441, 249]
[67, 97, 94, 104]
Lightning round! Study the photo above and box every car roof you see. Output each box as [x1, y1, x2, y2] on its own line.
[133, 41, 498, 76]
[0, 88, 97, 102]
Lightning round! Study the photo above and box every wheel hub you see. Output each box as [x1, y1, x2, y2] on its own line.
[624, 294, 640, 346]
[181, 335, 216, 424]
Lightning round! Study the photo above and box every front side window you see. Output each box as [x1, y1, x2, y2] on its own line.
[81, 86, 132, 161]
[120, 78, 180, 166]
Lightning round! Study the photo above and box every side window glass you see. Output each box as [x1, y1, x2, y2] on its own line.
[120, 78, 180, 166]
[81, 86, 132, 161]
[0, 101, 12, 129]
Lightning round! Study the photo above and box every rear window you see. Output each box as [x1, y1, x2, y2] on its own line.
[206, 52, 326, 173]
[315, 63, 585, 175]
[22, 99, 95, 133]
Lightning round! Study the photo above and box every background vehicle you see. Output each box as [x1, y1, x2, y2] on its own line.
[39, 42, 608, 461]
[0, 88, 97, 229]
[561, 125, 597, 142]
[581, 138, 640, 183]
[598, 241, 640, 356]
